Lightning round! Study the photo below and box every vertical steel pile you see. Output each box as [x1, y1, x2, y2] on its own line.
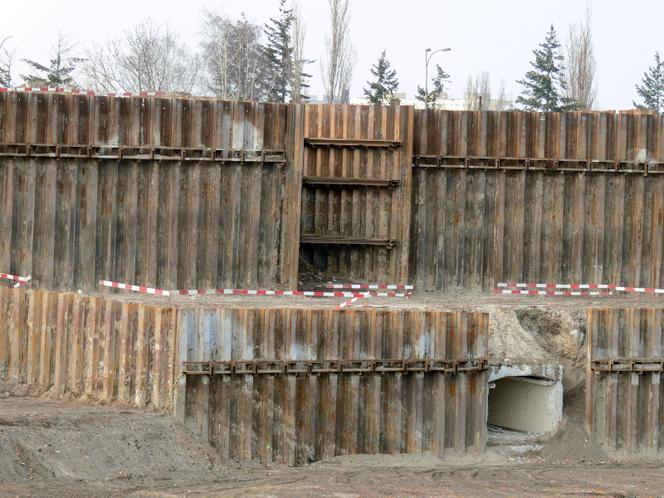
[0, 92, 303, 291]
[178, 307, 489, 464]
[587, 307, 664, 452]
[411, 110, 664, 291]
[0, 287, 178, 410]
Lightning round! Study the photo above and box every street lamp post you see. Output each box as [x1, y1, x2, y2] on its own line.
[424, 47, 451, 109]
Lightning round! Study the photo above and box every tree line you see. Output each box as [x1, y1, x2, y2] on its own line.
[1, 0, 663, 113]
[0, 0, 354, 104]
[364, 5, 662, 113]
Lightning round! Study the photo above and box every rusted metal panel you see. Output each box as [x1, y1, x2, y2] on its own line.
[411, 109, 664, 291]
[411, 168, 664, 291]
[414, 109, 664, 171]
[178, 307, 489, 464]
[300, 103, 413, 284]
[0, 288, 179, 410]
[587, 308, 664, 452]
[0, 92, 296, 291]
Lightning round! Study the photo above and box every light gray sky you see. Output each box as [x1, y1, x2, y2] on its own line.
[0, 0, 659, 109]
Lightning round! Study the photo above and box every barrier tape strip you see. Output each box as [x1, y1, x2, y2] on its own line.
[495, 289, 613, 297]
[1, 273, 31, 288]
[336, 295, 367, 310]
[327, 282, 414, 291]
[0, 273, 31, 283]
[100, 280, 409, 299]
[99, 280, 171, 296]
[174, 288, 409, 298]
[0, 87, 166, 98]
[497, 282, 664, 295]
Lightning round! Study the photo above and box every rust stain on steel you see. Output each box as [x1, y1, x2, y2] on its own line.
[587, 307, 664, 452]
[0, 93, 298, 292]
[299, 103, 413, 284]
[0, 287, 178, 410]
[178, 307, 489, 464]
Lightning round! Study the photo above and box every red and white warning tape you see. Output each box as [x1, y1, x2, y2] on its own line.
[497, 282, 664, 296]
[495, 289, 613, 297]
[99, 280, 171, 296]
[336, 295, 368, 310]
[99, 280, 409, 299]
[327, 282, 414, 291]
[0, 273, 31, 284]
[0, 87, 167, 98]
[174, 288, 408, 298]
[1, 273, 31, 288]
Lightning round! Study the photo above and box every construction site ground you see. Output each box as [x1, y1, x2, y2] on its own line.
[105, 289, 664, 311]
[3, 290, 663, 496]
[1, 394, 663, 497]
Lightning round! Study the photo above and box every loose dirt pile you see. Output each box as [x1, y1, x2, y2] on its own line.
[515, 308, 587, 391]
[1, 397, 663, 497]
[540, 387, 606, 464]
[0, 397, 265, 496]
[5, 394, 664, 496]
[487, 306, 587, 391]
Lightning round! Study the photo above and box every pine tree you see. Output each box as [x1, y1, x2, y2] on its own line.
[21, 33, 83, 88]
[363, 50, 398, 105]
[415, 65, 450, 108]
[633, 52, 664, 113]
[516, 25, 576, 112]
[263, 0, 294, 103]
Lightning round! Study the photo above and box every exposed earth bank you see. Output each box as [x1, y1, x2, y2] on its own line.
[1, 395, 663, 497]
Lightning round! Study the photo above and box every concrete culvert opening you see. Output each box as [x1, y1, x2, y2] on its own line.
[488, 375, 563, 435]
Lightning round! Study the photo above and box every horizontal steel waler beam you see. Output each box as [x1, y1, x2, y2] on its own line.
[304, 137, 402, 148]
[300, 235, 399, 248]
[412, 155, 664, 175]
[0, 143, 288, 163]
[591, 359, 664, 373]
[303, 176, 400, 189]
[183, 358, 488, 376]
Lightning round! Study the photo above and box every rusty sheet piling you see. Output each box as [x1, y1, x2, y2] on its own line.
[178, 307, 489, 464]
[0, 287, 178, 410]
[587, 308, 664, 452]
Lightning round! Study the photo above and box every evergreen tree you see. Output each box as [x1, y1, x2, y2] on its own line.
[364, 50, 399, 105]
[22, 33, 83, 88]
[633, 52, 664, 113]
[415, 65, 450, 108]
[263, 0, 294, 102]
[516, 25, 576, 112]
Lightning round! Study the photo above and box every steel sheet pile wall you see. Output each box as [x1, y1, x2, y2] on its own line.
[179, 307, 488, 464]
[0, 92, 302, 291]
[0, 287, 178, 409]
[300, 104, 414, 282]
[587, 308, 664, 452]
[411, 110, 664, 290]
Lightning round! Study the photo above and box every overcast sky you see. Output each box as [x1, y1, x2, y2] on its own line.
[0, 0, 660, 109]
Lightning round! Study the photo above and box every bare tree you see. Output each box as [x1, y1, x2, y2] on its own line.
[565, 3, 597, 109]
[493, 79, 513, 110]
[200, 11, 265, 100]
[321, 0, 355, 103]
[289, 2, 312, 102]
[464, 71, 491, 110]
[0, 36, 16, 87]
[84, 19, 199, 94]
